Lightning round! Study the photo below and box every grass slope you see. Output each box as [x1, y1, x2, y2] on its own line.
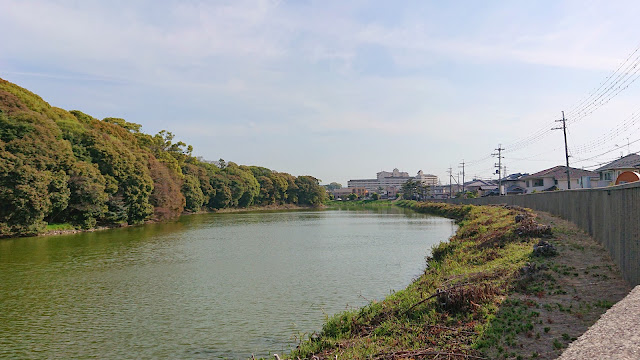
[283, 201, 629, 360]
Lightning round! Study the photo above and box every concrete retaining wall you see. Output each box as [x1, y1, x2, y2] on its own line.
[442, 182, 640, 286]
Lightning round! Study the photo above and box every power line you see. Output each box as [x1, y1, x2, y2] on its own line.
[565, 43, 640, 117]
[573, 137, 640, 164]
[461, 43, 640, 178]
[567, 65, 640, 125]
[581, 155, 630, 169]
[496, 43, 640, 157]
[569, 108, 640, 154]
[566, 41, 640, 120]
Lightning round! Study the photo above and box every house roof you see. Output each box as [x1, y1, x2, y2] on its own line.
[465, 179, 495, 187]
[523, 165, 598, 181]
[501, 173, 529, 181]
[595, 153, 640, 172]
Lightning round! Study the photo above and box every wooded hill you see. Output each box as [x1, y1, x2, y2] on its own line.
[0, 78, 326, 237]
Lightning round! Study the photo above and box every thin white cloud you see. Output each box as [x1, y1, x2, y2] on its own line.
[2, 0, 640, 183]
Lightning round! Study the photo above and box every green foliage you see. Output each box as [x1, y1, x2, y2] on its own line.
[0, 111, 35, 142]
[46, 170, 70, 222]
[209, 173, 232, 209]
[102, 117, 142, 133]
[0, 157, 51, 236]
[325, 182, 342, 191]
[66, 161, 109, 228]
[0, 77, 328, 237]
[221, 163, 259, 207]
[401, 179, 430, 200]
[295, 175, 327, 205]
[182, 174, 205, 212]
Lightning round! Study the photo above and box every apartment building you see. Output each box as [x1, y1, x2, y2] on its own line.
[348, 168, 439, 195]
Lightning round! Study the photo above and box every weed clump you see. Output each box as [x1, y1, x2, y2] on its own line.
[516, 215, 552, 238]
[436, 282, 498, 312]
[533, 240, 558, 257]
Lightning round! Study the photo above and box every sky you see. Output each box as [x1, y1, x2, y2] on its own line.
[2, 0, 640, 186]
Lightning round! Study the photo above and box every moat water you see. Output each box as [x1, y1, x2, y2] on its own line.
[0, 207, 455, 359]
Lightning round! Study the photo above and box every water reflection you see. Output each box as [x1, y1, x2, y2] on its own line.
[0, 209, 455, 359]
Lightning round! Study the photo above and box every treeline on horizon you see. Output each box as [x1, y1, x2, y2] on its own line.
[0, 78, 326, 237]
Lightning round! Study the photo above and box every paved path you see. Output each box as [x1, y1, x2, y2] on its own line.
[559, 285, 640, 360]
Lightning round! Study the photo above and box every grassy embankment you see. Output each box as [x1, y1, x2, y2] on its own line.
[325, 199, 396, 208]
[285, 200, 629, 360]
[40, 203, 323, 236]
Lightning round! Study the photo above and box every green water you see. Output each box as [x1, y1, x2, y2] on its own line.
[0, 208, 455, 359]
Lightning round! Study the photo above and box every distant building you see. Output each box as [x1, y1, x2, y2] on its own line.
[415, 170, 438, 186]
[331, 187, 368, 199]
[523, 166, 598, 193]
[594, 153, 640, 187]
[498, 173, 528, 195]
[348, 168, 439, 197]
[464, 179, 496, 193]
[431, 184, 462, 199]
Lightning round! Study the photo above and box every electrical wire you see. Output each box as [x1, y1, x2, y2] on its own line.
[572, 138, 640, 164]
[566, 41, 640, 120]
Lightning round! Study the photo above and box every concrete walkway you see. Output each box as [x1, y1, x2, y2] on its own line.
[559, 285, 640, 360]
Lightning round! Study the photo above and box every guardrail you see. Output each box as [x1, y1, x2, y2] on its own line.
[441, 182, 640, 286]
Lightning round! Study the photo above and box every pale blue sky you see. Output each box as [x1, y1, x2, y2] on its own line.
[2, 0, 640, 185]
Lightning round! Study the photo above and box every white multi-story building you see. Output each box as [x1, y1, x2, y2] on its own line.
[415, 170, 438, 186]
[347, 168, 439, 195]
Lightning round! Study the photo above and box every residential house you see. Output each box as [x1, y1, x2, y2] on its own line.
[464, 179, 495, 193]
[430, 184, 462, 199]
[501, 173, 528, 195]
[461, 179, 497, 196]
[594, 153, 640, 187]
[482, 174, 528, 196]
[523, 166, 598, 193]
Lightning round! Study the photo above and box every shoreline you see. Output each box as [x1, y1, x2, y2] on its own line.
[288, 201, 630, 360]
[34, 204, 324, 238]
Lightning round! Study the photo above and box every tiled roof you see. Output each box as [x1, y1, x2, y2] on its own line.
[595, 154, 640, 172]
[501, 173, 529, 181]
[523, 165, 598, 181]
[465, 179, 495, 187]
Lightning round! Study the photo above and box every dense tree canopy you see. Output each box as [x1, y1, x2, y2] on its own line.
[0, 78, 327, 237]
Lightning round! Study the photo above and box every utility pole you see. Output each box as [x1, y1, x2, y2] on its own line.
[447, 167, 453, 198]
[459, 160, 465, 194]
[492, 145, 504, 195]
[552, 111, 571, 189]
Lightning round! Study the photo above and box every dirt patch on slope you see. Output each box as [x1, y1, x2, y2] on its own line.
[485, 211, 631, 360]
